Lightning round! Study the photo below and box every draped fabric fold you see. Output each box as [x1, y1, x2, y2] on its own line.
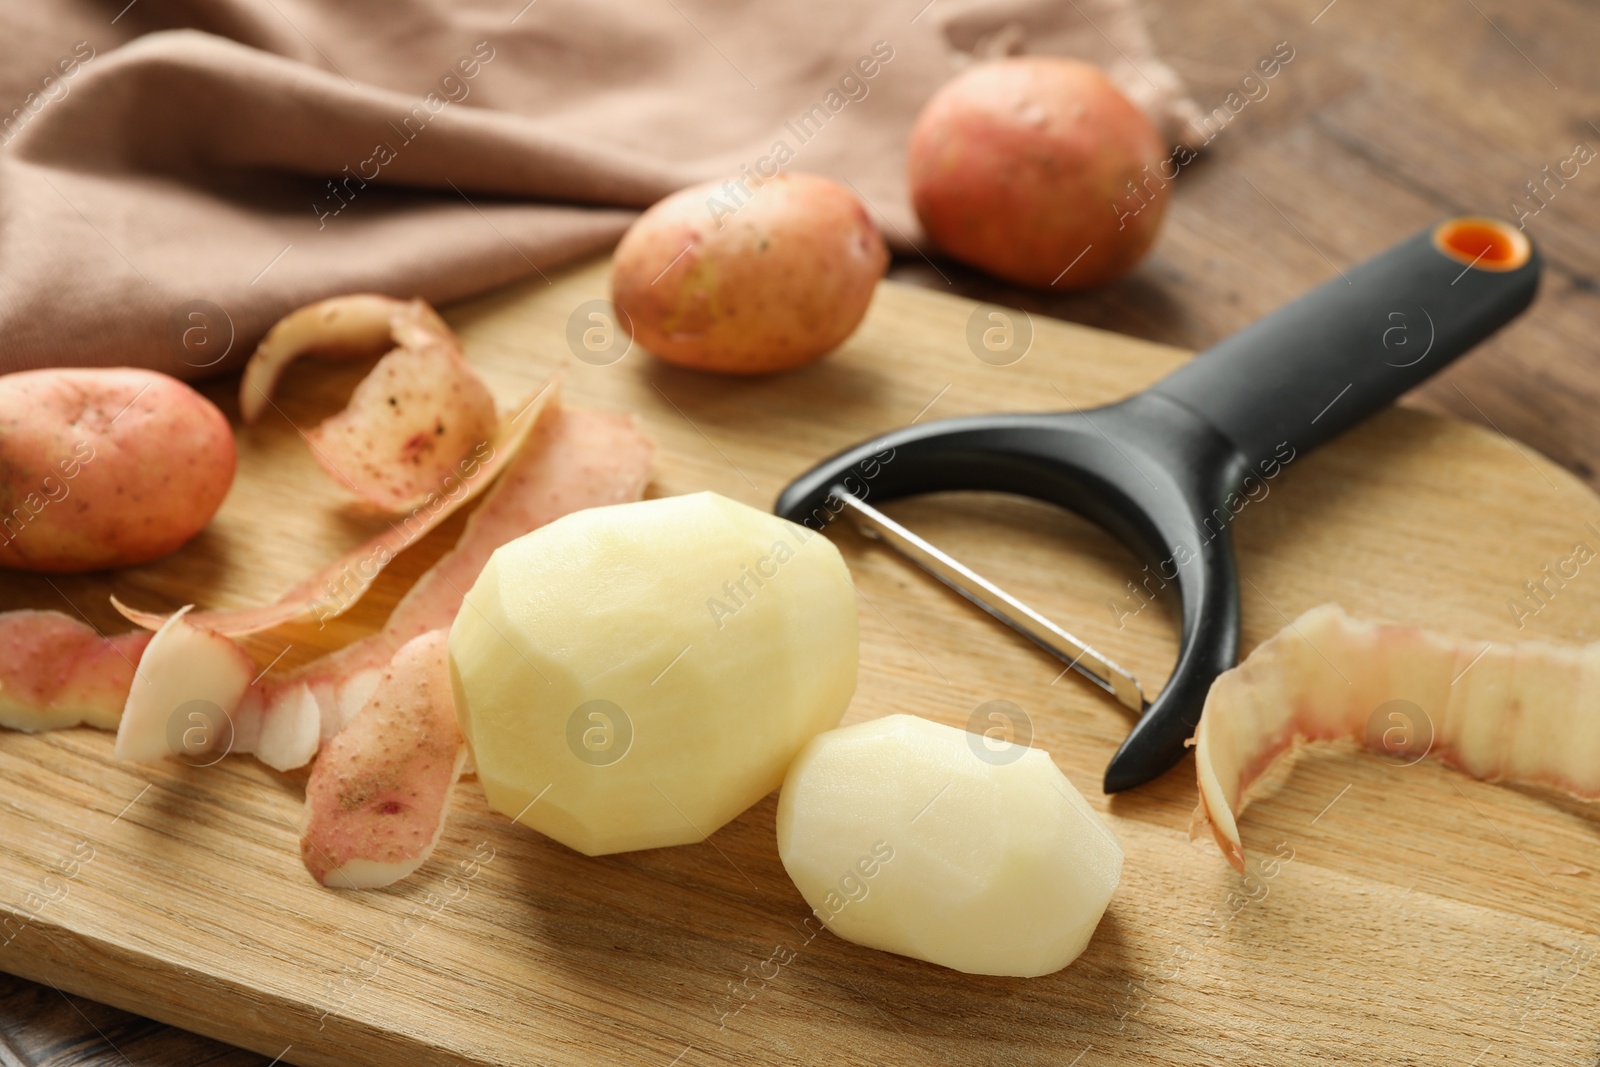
[0, 0, 1195, 379]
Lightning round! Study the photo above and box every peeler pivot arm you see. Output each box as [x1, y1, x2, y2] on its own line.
[774, 395, 1247, 793]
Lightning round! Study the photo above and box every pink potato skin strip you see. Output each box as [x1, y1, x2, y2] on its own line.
[1193, 604, 1600, 871]
[241, 296, 495, 513]
[307, 344, 496, 513]
[247, 400, 656, 754]
[376, 404, 657, 650]
[113, 606, 257, 764]
[238, 294, 408, 424]
[0, 611, 150, 732]
[300, 630, 463, 888]
[302, 303, 499, 514]
[112, 380, 558, 636]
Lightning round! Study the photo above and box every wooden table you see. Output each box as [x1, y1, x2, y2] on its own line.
[5, 1, 1597, 1061]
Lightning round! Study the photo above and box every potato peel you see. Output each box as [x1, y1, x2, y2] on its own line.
[300, 630, 466, 889]
[114, 606, 255, 764]
[252, 401, 656, 747]
[243, 295, 498, 513]
[0, 610, 150, 732]
[81, 399, 650, 785]
[111, 380, 558, 636]
[1193, 603, 1600, 871]
[308, 315, 498, 513]
[251, 682, 323, 773]
[240, 294, 419, 424]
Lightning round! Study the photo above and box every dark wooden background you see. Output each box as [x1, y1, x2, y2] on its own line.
[5, 0, 1597, 1061]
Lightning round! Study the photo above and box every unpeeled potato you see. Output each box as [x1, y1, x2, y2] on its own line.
[610, 172, 888, 374]
[0, 368, 235, 572]
[908, 57, 1169, 289]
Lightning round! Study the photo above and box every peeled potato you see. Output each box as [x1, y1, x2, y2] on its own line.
[448, 491, 858, 855]
[777, 714, 1122, 977]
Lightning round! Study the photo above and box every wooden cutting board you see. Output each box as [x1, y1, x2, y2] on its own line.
[3, 261, 1598, 1067]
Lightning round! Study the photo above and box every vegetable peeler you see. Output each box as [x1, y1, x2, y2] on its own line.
[775, 217, 1541, 793]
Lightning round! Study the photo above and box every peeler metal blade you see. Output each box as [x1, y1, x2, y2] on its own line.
[834, 490, 1147, 714]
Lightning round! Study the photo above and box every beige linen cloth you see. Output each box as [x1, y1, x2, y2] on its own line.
[0, 0, 1197, 380]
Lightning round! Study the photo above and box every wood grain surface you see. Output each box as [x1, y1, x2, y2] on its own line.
[6, 0, 1600, 1062]
[2, 254, 1600, 1066]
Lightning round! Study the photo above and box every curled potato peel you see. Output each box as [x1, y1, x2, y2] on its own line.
[1194, 604, 1600, 871]
[110, 295, 559, 635]
[113, 606, 255, 765]
[300, 630, 467, 889]
[112, 380, 557, 636]
[241, 295, 498, 513]
[240, 294, 413, 423]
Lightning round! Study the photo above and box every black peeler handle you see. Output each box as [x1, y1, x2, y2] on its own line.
[1150, 219, 1541, 472]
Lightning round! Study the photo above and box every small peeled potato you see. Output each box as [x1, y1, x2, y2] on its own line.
[0, 368, 235, 572]
[448, 491, 858, 855]
[610, 172, 888, 374]
[777, 714, 1123, 977]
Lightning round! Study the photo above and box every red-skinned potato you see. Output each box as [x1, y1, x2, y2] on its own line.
[611, 172, 888, 374]
[0, 368, 235, 572]
[908, 57, 1169, 289]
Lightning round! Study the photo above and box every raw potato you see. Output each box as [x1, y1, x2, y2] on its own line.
[0, 368, 234, 572]
[449, 491, 858, 855]
[611, 172, 888, 374]
[777, 714, 1123, 977]
[908, 57, 1169, 289]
